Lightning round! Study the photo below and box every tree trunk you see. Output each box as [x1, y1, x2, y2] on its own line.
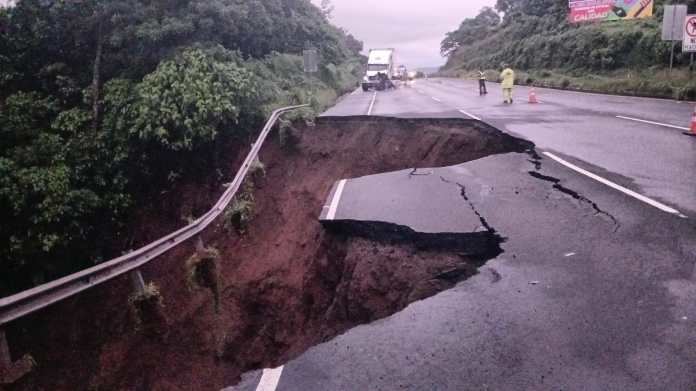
[91, 19, 103, 133]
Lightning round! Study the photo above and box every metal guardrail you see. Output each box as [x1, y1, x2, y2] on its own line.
[0, 104, 309, 326]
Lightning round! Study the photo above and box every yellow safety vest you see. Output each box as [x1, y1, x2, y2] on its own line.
[500, 68, 514, 89]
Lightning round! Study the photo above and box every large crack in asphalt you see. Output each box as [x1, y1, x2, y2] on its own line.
[439, 175, 498, 235]
[526, 151, 621, 232]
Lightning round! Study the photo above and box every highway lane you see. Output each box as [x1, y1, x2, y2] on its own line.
[322, 79, 696, 215]
[321, 88, 376, 116]
[226, 82, 696, 391]
[413, 78, 696, 215]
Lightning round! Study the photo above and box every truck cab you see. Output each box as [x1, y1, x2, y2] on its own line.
[362, 49, 395, 92]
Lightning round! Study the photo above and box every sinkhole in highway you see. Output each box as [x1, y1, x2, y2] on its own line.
[11, 116, 538, 391]
[212, 116, 534, 384]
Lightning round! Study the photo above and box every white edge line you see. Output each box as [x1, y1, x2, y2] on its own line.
[255, 366, 284, 391]
[543, 152, 687, 218]
[482, 79, 693, 104]
[431, 97, 441, 102]
[326, 179, 347, 220]
[616, 115, 689, 131]
[458, 109, 482, 121]
[554, 86, 693, 104]
[367, 91, 377, 115]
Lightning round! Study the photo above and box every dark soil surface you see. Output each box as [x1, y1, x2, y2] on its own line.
[4, 117, 530, 391]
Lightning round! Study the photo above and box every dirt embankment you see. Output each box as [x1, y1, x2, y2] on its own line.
[5, 117, 531, 391]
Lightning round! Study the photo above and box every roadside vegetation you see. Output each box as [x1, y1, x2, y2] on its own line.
[0, 0, 363, 296]
[439, 0, 696, 100]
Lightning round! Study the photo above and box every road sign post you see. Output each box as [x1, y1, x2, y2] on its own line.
[303, 49, 318, 73]
[662, 5, 688, 73]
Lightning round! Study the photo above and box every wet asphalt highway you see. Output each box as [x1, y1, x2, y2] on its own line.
[326, 78, 696, 215]
[227, 79, 696, 391]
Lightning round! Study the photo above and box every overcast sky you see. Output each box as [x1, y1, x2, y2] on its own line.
[312, 0, 494, 69]
[0, 0, 491, 68]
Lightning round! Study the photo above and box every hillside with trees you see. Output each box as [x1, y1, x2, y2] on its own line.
[0, 0, 363, 296]
[440, 0, 696, 99]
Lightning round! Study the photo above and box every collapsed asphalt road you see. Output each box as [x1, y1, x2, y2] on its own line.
[6, 117, 536, 391]
[228, 83, 696, 390]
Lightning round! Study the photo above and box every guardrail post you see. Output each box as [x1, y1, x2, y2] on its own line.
[130, 270, 146, 294]
[195, 236, 205, 252]
[0, 327, 34, 384]
[0, 328, 10, 375]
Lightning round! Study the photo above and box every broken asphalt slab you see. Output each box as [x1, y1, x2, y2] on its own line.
[318, 150, 622, 238]
[319, 168, 487, 233]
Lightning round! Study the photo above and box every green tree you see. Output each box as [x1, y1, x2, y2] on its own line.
[133, 48, 262, 151]
[0, 0, 362, 295]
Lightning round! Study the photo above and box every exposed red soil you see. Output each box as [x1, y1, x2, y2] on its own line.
[4, 117, 528, 391]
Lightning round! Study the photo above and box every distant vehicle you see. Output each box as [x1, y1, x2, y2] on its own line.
[396, 65, 408, 81]
[362, 48, 395, 92]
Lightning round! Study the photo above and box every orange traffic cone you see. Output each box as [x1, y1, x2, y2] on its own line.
[685, 106, 696, 137]
[528, 88, 538, 104]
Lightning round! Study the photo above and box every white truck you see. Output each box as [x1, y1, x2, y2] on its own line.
[362, 48, 396, 92]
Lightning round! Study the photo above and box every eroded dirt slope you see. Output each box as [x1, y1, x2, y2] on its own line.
[6, 117, 532, 391]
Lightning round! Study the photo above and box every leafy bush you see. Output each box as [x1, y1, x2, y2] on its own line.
[185, 245, 221, 312]
[134, 49, 262, 151]
[128, 282, 166, 333]
[224, 198, 255, 234]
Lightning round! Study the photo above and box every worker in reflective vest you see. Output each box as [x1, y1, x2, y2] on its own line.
[478, 69, 487, 95]
[500, 64, 515, 104]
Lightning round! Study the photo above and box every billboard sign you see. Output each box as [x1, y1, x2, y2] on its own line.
[683, 16, 696, 53]
[569, 0, 654, 23]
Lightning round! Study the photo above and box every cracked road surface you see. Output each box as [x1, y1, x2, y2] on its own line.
[226, 80, 696, 390]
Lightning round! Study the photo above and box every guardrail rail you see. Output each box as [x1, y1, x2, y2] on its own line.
[0, 104, 308, 382]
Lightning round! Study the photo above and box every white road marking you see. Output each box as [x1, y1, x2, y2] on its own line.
[431, 97, 442, 102]
[553, 87, 693, 104]
[367, 91, 377, 115]
[616, 115, 689, 131]
[564, 252, 576, 257]
[326, 179, 347, 220]
[543, 152, 687, 218]
[458, 109, 482, 121]
[255, 367, 284, 391]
